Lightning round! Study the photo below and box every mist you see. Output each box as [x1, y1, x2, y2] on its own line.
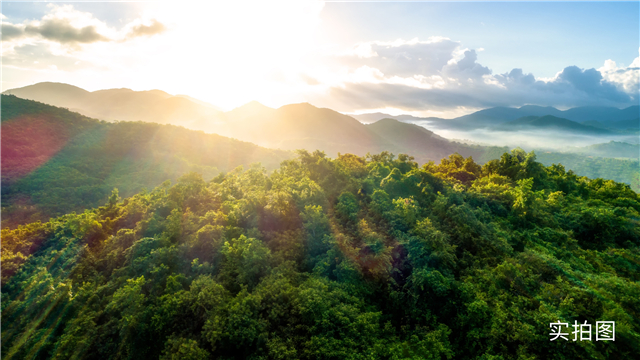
[408, 120, 640, 151]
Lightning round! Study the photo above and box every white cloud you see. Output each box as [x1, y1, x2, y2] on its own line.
[598, 48, 640, 95]
[302, 38, 637, 116]
[337, 37, 460, 78]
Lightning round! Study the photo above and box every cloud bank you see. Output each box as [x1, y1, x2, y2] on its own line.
[308, 38, 639, 115]
[1, 5, 165, 45]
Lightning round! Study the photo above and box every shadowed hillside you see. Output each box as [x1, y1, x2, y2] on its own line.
[1, 95, 291, 228]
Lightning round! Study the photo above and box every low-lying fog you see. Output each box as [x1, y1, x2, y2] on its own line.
[408, 120, 640, 152]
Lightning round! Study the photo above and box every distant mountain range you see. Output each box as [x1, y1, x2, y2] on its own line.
[9, 82, 638, 138]
[3, 82, 224, 125]
[582, 118, 639, 131]
[494, 115, 614, 135]
[5, 82, 638, 158]
[220, 102, 509, 164]
[349, 112, 441, 124]
[3, 83, 508, 164]
[352, 104, 640, 130]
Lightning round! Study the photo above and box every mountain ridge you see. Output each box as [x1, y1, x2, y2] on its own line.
[352, 104, 640, 130]
[3, 82, 224, 126]
[495, 115, 614, 134]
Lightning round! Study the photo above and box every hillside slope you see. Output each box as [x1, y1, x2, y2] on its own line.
[366, 118, 456, 163]
[1, 95, 291, 228]
[224, 102, 399, 156]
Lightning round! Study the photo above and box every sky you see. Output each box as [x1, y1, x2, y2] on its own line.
[1, 1, 639, 118]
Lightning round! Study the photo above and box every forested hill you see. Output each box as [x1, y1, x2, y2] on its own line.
[2, 150, 639, 359]
[1, 95, 291, 228]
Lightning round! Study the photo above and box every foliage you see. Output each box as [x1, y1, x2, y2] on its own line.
[536, 151, 639, 192]
[2, 150, 639, 360]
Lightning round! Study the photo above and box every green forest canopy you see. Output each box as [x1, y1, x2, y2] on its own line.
[2, 149, 639, 359]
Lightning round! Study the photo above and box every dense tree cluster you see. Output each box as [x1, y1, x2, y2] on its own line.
[536, 152, 639, 192]
[2, 150, 639, 359]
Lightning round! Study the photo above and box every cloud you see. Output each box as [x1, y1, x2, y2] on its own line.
[300, 73, 320, 86]
[3, 43, 91, 71]
[1, 5, 166, 47]
[1, 3, 169, 84]
[553, 66, 630, 102]
[308, 38, 638, 114]
[340, 38, 460, 78]
[325, 82, 482, 111]
[442, 49, 491, 80]
[125, 19, 166, 39]
[1, 23, 25, 41]
[598, 49, 640, 95]
[496, 68, 536, 86]
[25, 18, 109, 44]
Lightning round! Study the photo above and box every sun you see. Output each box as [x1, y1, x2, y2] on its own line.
[124, 1, 326, 110]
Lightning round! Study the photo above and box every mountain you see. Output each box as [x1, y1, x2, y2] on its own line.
[351, 112, 441, 124]
[366, 118, 456, 163]
[223, 103, 505, 164]
[3, 82, 224, 126]
[175, 94, 223, 111]
[494, 115, 613, 134]
[1, 95, 291, 228]
[610, 117, 639, 130]
[353, 105, 639, 130]
[350, 112, 398, 124]
[439, 105, 639, 130]
[226, 100, 276, 120]
[560, 140, 639, 159]
[563, 105, 639, 123]
[582, 118, 639, 131]
[223, 102, 400, 156]
[454, 106, 563, 127]
[2, 82, 508, 168]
